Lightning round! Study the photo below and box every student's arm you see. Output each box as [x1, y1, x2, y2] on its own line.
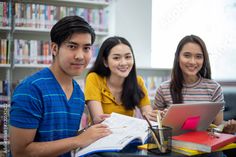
[10, 124, 111, 157]
[211, 85, 236, 133]
[87, 100, 110, 124]
[213, 111, 236, 134]
[85, 73, 110, 124]
[140, 105, 157, 122]
[136, 76, 157, 121]
[213, 110, 224, 125]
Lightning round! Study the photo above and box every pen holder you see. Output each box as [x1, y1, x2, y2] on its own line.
[147, 126, 172, 154]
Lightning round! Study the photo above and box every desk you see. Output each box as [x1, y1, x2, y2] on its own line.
[96, 144, 223, 157]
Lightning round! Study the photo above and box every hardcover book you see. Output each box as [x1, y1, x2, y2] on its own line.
[172, 131, 236, 153]
[172, 143, 236, 156]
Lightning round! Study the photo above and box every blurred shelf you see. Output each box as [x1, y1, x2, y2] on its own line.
[13, 0, 109, 9]
[0, 64, 10, 68]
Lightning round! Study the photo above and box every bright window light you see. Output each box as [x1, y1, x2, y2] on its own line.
[151, 0, 236, 80]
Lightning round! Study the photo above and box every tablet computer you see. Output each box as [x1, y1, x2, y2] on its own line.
[162, 102, 224, 135]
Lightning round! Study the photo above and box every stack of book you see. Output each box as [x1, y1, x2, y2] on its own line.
[171, 131, 236, 156]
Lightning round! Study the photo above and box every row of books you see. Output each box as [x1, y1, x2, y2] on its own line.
[14, 39, 52, 65]
[0, 2, 11, 27]
[0, 39, 100, 66]
[142, 75, 170, 100]
[0, 2, 109, 32]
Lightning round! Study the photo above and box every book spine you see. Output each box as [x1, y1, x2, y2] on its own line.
[211, 136, 236, 151]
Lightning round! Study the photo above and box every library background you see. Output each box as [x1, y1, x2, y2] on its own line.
[0, 0, 170, 155]
[1, 0, 236, 156]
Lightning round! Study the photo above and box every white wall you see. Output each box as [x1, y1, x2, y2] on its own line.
[151, 0, 236, 81]
[112, 0, 152, 68]
[112, 0, 236, 81]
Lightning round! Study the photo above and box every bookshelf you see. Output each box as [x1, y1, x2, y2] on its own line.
[0, 1, 12, 155]
[137, 67, 171, 101]
[0, 0, 111, 156]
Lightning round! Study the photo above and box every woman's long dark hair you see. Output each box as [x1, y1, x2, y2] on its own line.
[88, 36, 144, 110]
[170, 35, 211, 103]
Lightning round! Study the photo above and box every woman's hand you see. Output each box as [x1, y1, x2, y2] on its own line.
[93, 114, 110, 124]
[143, 108, 168, 122]
[223, 119, 236, 134]
[159, 108, 168, 119]
[143, 110, 158, 122]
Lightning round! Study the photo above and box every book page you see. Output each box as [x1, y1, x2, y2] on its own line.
[103, 112, 149, 141]
[75, 112, 154, 157]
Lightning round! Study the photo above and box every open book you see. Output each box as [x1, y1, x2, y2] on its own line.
[75, 112, 155, 157]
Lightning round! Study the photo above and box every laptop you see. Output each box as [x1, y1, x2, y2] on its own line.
[162, 102, 224, 135]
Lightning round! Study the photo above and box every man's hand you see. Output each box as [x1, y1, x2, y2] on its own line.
[76, 123, 112, 148]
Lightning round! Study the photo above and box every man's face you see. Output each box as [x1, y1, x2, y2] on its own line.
[52, 33, 92, 77]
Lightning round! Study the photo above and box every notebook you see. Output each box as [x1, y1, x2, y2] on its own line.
[162, 102, 224, 135]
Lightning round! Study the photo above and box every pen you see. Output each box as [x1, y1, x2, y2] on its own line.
[77, 124, 92, 135]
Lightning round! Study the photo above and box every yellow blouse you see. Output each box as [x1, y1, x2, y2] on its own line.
[84, 72, 151, 117]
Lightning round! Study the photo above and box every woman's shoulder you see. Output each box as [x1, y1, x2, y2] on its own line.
[87, 72, 103, 80]
[136, 76, 145, 87]
[137, 75, 144, 82]
[159, 80, 171, 88]
[201, 78, 221, 86]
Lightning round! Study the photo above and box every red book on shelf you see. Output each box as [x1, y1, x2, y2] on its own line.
[172, 131, 236, 153]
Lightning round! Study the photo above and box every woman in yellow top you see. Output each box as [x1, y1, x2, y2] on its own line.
[85, 36, 156, 124]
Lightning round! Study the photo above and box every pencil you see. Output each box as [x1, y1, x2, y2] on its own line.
[156, 110, 165, 152]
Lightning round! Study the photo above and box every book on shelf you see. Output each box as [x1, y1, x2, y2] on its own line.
[13, 39, 100, 66]
[74, 112, 156, 157]
[172, 142, 236, 156]
[0, 39, 9, 64]
[0, 2, 11, 27]
[172, 131, 236, 153]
